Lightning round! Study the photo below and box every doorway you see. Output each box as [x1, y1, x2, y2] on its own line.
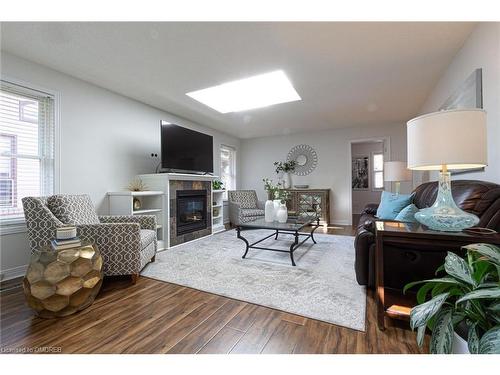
[348, 138, 389, 226]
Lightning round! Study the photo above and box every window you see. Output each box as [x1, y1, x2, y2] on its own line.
[373, 152, 384, 190]
[0, 134, 17, 208]
[220, 145, 236, 199]
[0, 81, 56, 222]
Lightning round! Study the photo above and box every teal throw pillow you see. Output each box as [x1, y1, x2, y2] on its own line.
[394, 203, 419, 223]
[376, 191, 414, 220]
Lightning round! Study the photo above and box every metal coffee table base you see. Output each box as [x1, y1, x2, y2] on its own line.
[236, 219, 320, 266]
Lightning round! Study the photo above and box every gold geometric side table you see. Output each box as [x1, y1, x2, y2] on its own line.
[23, 242, 103, 318]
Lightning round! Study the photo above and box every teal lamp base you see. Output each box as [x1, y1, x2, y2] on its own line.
[415, 172, 479, 232]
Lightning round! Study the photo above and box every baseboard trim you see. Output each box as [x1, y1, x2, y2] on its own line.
[1, 264, 28, 282]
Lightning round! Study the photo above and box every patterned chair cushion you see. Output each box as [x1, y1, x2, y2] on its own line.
[228, 190, 258, 209]
[240, 209, 265, 217]
[47, 194, 100, 225]
[22, 196, 64, 253]
[140, 229, 156, 249]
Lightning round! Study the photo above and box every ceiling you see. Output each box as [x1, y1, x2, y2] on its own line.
[0, 22, 475, 138]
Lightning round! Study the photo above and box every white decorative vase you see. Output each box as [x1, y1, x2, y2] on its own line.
[286, 173, 293, 189]
[273, 199, 281, 221]
[264, 200, 274, 222]
[277, 203, 288, 223]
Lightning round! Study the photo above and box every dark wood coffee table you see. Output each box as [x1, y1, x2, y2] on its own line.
[236, 217, 320, 266]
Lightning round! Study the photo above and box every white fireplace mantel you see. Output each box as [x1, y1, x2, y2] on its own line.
[139, 172, 219, 182]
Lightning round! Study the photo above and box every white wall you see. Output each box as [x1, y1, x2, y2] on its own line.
[240, 123, 409, 225]
[351, 141, 384, 214]
[419, 23, 500, 184]
[0, 52, 240, 280]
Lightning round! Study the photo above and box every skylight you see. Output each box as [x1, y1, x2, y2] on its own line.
[186, 70, 301, 113]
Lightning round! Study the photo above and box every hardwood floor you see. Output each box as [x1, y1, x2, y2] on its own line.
[0, 226, 429, 354]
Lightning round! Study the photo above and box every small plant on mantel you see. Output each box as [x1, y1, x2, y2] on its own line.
[404, 243, 500, 354]
[212, 180, 224, 191]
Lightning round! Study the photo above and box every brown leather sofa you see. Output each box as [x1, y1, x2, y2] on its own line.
[354, 180, 500, 288]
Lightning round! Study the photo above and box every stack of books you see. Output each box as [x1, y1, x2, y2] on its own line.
[52, 226, 81, 250]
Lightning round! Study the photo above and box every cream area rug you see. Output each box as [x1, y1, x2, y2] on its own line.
[141, 229, 366, 331]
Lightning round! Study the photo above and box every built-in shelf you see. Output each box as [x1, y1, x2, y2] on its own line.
[212, 189, 225, 234]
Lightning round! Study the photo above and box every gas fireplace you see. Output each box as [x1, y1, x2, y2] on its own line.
[176, 190, 207, 236]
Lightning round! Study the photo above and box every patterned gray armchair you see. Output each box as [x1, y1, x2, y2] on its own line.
[22, 194, 157, 283]
[228, 190, 265, 225]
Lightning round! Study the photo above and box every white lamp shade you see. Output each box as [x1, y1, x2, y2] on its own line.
[384, 161, 412, 182]
[407, 109, 487, 170]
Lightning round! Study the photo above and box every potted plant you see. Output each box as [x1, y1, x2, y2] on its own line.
[404, 243, 500, 354]
[262, 178, 281, 200]
[212, 180, 224, 191]
[274, 160, 297, 188]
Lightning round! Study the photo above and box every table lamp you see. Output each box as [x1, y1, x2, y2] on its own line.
[384, 161, 412, 195]
[407, 109, 487, 232]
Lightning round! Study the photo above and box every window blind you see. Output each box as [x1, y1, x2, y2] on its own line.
[0, 80, 55, 222]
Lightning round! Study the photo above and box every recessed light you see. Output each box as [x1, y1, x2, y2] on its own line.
[186, 70, 301, 113]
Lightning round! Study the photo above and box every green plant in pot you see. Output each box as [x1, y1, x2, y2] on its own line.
[212, 180, 224, 191]
[262, 178, 282, 200]
[404, 243, 500, 354]
[274, 160, 297, 189]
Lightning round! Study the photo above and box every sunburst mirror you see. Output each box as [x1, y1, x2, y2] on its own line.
[286, 144, 318, 176]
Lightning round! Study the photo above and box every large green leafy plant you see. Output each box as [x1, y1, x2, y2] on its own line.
[404, 243, 500, 354]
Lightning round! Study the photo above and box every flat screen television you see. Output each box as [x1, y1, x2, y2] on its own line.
[160, 122, 213, 173]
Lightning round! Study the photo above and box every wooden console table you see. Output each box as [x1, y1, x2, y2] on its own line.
[375, 221, 500, 330]
[285, 188, 330, 225]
